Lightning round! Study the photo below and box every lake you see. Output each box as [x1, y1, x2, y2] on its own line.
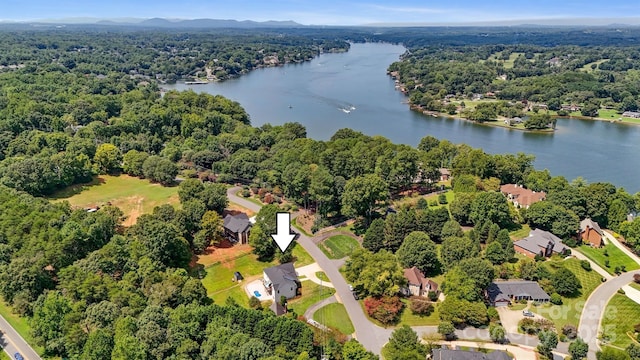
[166, 43, 640, 193]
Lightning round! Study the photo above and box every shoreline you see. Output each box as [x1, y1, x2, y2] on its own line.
[409, 105, 555, 133]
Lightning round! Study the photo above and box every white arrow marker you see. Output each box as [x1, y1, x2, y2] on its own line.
[271, 212, 296, 252]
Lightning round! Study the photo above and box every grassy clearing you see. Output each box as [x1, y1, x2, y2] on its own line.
[0, 352, 9, 360]
[319, 235, 360, 259]
[601, 293, 640, 348]
[482, 52, 525, 69]
[0, 301, 44, 355]
[581, 59, 609, 73]
[531, 258, 603, 329]
[509, 224, 531, 240]
[48, 175, 179, 226]
[288, 281, 335, 316]
[313, 303, 355, 335]
[292, 243, 315, 266]
[577, 243, 640, 274]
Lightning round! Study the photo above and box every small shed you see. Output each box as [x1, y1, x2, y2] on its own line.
[233, 271, 244, 282]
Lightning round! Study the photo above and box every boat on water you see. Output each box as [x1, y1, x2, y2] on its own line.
[185, 80, 208, 85]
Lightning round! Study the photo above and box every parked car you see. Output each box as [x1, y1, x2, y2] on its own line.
[522, 310, 534, 317]
[14, 353, 24, 360]
[352, 291, 359, 300]
[348, 284, 353, 291]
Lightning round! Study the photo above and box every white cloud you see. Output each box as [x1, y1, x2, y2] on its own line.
[367, 4, 447, 14]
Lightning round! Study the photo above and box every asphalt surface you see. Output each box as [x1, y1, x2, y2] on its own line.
[227, 187, 574, 356]
[0, 314, 41, 360]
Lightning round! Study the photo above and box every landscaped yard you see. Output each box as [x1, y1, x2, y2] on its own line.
[0, 300, 44, 356]
[531, 258, 603, 329]
[509, 224, 531, 240]
[398, 298, 440, 326]
[313, 303, 355, 335]
[577, 243, 640, 275]
[48, 174, 180, 226]
[319, 235, 360, 259]
[288, 281, 336, 316]
[601, 293, 640, 348]
[202, 243, 314, 307]
[315, 271, 330, 282]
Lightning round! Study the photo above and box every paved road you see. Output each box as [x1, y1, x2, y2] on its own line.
[228, 187, 566, 356]
[0, 314, 41, 360]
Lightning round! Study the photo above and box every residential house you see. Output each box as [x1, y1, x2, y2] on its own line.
[500, 184, 546, 209]
[504, 117, 523, 126]
[562, 104, 581, 112]
[401, 267, 439, 298]
[514, 228, 570, 258]
[432, 348, 512, 360]
[580, 218, 604, 247]
[223, 213, 252, 244]
[439, 168, 451, 181]
[486, 280, 550, 307]
[623, 111, 640, 119]
[263, 263, 301, 302]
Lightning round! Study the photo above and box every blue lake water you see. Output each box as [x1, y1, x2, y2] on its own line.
[166, 43, 640, 192]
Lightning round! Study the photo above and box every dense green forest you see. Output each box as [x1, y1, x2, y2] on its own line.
[2, 26, 640, 360]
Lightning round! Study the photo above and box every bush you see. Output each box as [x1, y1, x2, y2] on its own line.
[563, 237, 578, 247]
[487, 307, 499, 322]
[438, 321, 456, 340]
[416, 198, 428, 210]
[428, 200, 438, 207]
[604, 249, 609, 256]
[634, 274, 640, 284]
[249, 296, 262, 310]
[604, 259, 610, 267]
[240, 189, 251, 197]
[562, 324, 577, 340]
[364, 296, 404, 325]
[428, 291, 438, 302]
[580, 260, 592, 271]
[438, 193, 448, 204]
[409, 298, 434, 315]
[550, 293, 563, 305]
[518, 318, 555, 335]
[618, 288, 626, 295]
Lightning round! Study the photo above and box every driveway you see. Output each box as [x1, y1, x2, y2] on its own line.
[496, 306, 542, 334]
[296, 263, 335, 288]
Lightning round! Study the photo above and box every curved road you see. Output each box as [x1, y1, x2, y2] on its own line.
[228, 187, 569, 357]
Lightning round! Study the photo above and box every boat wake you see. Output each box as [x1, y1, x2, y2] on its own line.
[338, 105, 356, 114]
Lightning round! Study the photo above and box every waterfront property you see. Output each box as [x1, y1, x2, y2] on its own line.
[500, 184, 546, 209]
[487, 280, 550, 306]
[263, 263, 301, 302]
[514, 228, 569, 258]
[579, 218, 604, 247]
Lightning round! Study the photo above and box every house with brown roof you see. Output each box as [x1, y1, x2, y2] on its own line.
[401, 267, 439, 298]
[439, 168, 451, 181]
[514, 229, 570, 258]
[580, 218, 604, 247]
[500, 184, 546, 209]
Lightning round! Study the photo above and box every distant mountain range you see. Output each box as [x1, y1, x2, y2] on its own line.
[1, 17, 303, 28]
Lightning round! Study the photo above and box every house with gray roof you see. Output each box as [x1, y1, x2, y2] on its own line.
[432, 348, 512, 360]
[223, 213, 252, 244]
[263, 262, 301, 303]
[486, 280, 550, 306]
[513, 228, 569, 259]
[580, 218, 604, 247]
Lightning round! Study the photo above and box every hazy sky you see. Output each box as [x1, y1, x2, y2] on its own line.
[3, 0, 639, 25]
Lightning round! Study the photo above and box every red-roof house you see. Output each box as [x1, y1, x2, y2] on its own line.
[500, 184, 546, 209]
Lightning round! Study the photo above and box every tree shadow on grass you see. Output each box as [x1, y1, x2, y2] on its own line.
[46, 176, 106, 200]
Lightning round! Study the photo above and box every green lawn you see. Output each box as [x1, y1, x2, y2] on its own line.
[315, 271, 330, 282]
[509, 224, 531, 240]
[313, 303, 355, 335]
[601, 293, 640, 348]
[577, 243, 640, 275]
[531, 258, 603, 329]
[0, 301, 44, 356]
[288, 281, 335, 316]
[398, 299, 440, 326]
[292, 243, 314, 266]
[581, 59, 609, 73]
[48, 175, 180, 225]
[319, 235, 360, 259]
[630, 282, 640, 292]
[0, 352, 9, 360]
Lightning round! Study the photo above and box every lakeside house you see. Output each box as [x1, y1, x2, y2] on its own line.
[401, 267, 439, 298]
[432, 348, 512, 360]
[503, 117, 523, 126]
[500, 184, 546, 209]
[562, 104, 581, 112]
[263, 263, 301, 303]
[513, 228, 570, 258]
[487, 280, 550, 307]
[223, 213, 252, 244]
[622, 111, 640, 119]
[580, 218, 604, 247]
